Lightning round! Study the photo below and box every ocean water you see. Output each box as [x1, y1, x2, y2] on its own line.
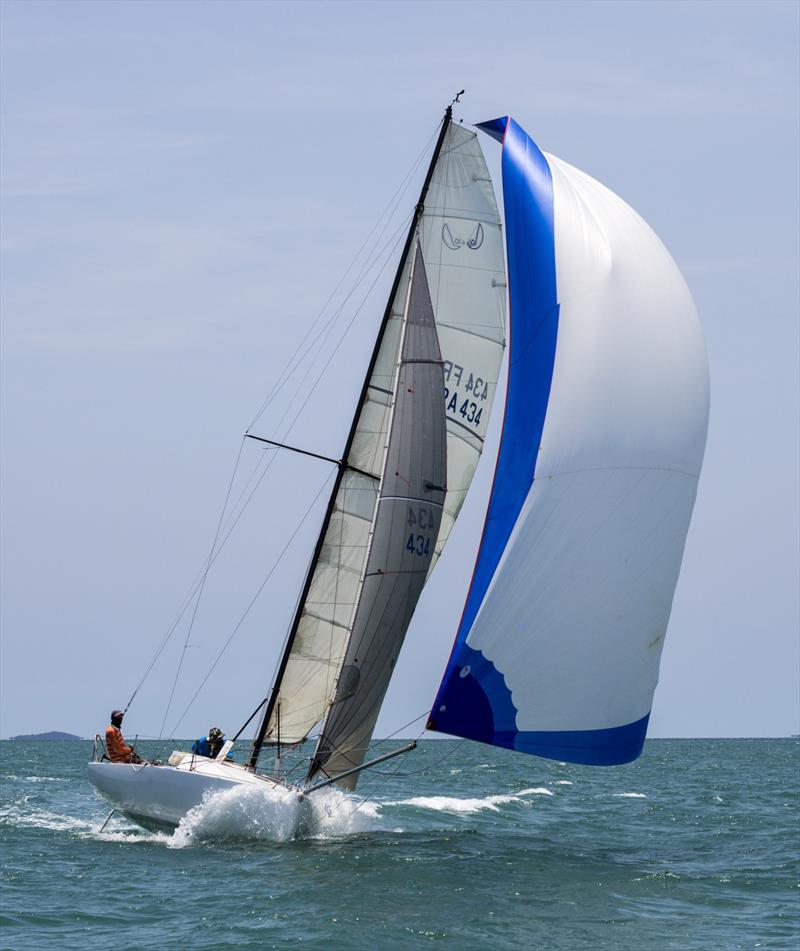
[1, 738, 797, 950]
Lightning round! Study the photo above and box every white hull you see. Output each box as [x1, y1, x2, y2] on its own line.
[87, 755, 286, 829]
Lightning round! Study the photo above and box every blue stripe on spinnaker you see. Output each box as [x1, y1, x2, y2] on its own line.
[475, 117, 508, 143]
[509, 714, 651, 766]
[429, 117, 562, 750]
[455, 116, 558, 648]
[432, 648, 650, 765]
[432, 644, 650, 766]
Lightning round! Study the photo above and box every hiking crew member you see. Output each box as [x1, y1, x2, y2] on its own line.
[105, 710, 142, 764]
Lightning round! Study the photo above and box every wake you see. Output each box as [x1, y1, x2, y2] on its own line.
[1, 780, 381, 847]
[384, 786, 554, 815]
[167, 782, 558, 839]
[4, 779, 564, 847]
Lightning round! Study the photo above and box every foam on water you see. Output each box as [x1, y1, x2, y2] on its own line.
[384, 786, 553, 814]
[92, 818, 172, 846]
[3, 779, 557, 845]
[3, 782, 556, 839]
[0, 799, 171, 846]
[4, 774, 61, 783]
[614, 792, 647, 798]
[1, 803, 92, 834]
[2, 775, 381, 849]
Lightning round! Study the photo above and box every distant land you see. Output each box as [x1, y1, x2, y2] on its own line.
[9, 731, 83, 741]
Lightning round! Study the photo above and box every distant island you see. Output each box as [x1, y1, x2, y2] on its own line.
[9, 731, 83, 741]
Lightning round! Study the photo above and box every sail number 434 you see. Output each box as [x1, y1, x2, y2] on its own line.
[406, 505, 436, 558]
[443, 361, 489, 428]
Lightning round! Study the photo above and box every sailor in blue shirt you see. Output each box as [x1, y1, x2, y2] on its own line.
[192, 726, 232, 759]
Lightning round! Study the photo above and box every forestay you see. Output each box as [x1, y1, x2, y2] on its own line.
[255, 117, 506, 757]
[430, 116, 710, 765]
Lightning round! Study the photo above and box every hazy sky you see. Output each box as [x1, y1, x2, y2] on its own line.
[1, 0, 798, 743]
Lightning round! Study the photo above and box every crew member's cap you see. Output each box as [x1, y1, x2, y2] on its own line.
[208, 726, 224, 741]
[111, 710, 124, 721]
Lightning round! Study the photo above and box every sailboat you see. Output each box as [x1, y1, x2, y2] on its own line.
[88, 103, 709, 831]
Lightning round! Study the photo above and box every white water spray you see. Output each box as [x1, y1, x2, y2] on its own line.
[168, 781, 379, 848]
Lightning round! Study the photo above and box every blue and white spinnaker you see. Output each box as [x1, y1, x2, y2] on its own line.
[429, 116, 709, 765]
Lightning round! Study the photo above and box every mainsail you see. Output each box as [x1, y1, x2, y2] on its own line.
[429, 116, 710, 765]
[248, 110, 506, 778]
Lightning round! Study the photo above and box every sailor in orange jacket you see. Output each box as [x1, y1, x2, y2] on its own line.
[105, 710, 142, 764]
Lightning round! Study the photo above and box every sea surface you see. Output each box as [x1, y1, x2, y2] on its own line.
[1, 738, 797, 950]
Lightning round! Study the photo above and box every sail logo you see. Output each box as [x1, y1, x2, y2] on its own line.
[442, 221, 484, 251]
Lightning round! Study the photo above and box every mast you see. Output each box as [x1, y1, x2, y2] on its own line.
[248, 104, 454, 770]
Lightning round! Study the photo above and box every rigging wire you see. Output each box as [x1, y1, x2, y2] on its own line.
[300, 731, 467, 839]
[122, 120, 440, 724]
[122, 436, 243, 715]
[282, 218, 411, 440]
[238, 217, 414, 723]
[302, 738, 466, 839]
[127, 448, 279, 714]
[167, 467, 336, 739]
[250, 209, 413, 451]
[123, 213, 412, 721]
[304, 711, 431, 784]
[157, 437, 247, 736]
[370, 710, 431, 747]
[295, 703, 466, 837]
[377, 738, 467, 778]
[124, 207, 415, 715]
[245, 123, 440, 433]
